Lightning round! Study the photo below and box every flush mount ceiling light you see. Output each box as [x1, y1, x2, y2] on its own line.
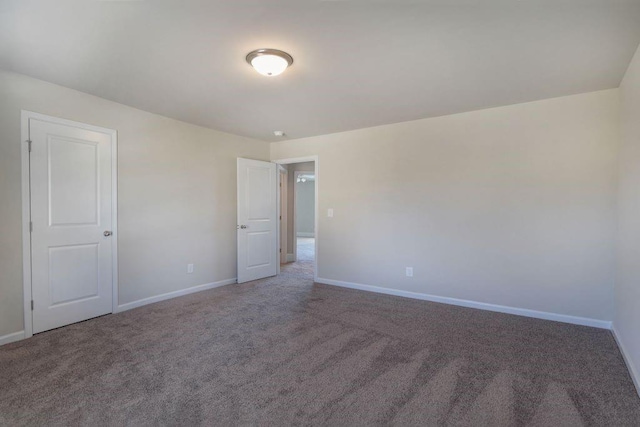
[246, 49, 293, 77]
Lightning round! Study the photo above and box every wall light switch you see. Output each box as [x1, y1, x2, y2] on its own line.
[187, 264, 194, 274]
[406, 267, 413, 277]
[328, 208, 334, 218]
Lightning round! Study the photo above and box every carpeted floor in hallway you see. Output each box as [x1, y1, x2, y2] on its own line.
[1, 248, 639, 425]
[295, 237, 315, 263]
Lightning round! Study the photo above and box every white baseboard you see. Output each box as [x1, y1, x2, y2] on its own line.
[315, 277, 612, 329]
[297, 232, 315, 238]
[286, 253, 295, 262]
[115, 278, 237, 313]
[0, 330, 25, 346]
[612, 326, 640, 398]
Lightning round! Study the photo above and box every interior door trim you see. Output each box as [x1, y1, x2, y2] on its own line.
[21, 110, 118, 339]
[277, 164, 288, 273]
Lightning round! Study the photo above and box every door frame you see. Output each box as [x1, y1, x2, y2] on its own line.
[278, 165, 288, 268]
[20, 110, 118, 339]
[273, 156, 319, 282]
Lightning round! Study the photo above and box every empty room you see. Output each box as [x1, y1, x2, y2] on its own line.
[1, 1, 640, 425]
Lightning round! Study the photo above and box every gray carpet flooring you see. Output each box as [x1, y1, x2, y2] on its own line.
[1, 241, 639, 425]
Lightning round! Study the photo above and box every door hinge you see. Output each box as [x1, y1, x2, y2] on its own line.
[279, 215, 282, 220]
[29, 221, 33, 232]
[31, 300, 34, 311]
[27, 140, 32, 152]
[280, 248, 282, 253]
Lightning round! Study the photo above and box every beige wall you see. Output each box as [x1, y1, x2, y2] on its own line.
[271, 89, 619, 321]
[0, 70, 625, 338]
[615, 44, 640, 387]
[0, 70, 269, 337]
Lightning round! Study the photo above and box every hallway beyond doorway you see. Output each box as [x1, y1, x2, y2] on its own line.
[296, 237, 315, 263]
[274, 156, 318, 281]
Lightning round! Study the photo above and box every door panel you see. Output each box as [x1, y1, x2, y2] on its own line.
[48, 136, 99, 226]
[30, 118, 114, 334]
[247, 167, 272, 220]
[49, 244, 99, 305]
[247, 231, 271, 267]
[237, 158, 277, 283]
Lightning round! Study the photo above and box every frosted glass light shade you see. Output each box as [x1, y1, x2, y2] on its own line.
[251, 55, 288, 76]
[246, 49, 293, 77]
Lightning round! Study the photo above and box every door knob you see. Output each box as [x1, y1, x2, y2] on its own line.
[239, 225, 248, 229]
[103, 231, 113, 237]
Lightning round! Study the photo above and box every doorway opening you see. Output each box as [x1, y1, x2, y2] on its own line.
[274, 157, 318, 281]
[21, 111, 118, 338]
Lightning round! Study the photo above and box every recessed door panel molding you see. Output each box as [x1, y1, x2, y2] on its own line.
[237, 158, 277, 283]
[48, 135, 100, 227]
[49, 244, 100, 305]
[247, 231, 271, 268]
[23, 112, 118, 336]
[246, 166, 272, 221]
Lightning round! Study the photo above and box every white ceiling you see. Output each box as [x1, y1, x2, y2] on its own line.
[2, 1, 640, 142]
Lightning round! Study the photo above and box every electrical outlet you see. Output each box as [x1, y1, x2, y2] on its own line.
[328, 208, 334, 218]
[187, 264, 194, 274]
[406, 267, 413, 277]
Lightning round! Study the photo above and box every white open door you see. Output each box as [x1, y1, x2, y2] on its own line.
[29, 117, 115, 333]
[237, 158, 278, 283]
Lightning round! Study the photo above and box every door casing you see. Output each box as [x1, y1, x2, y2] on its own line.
[21, 110, 118, 339]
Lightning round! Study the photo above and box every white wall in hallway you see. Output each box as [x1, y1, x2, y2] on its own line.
[271, 89, 619, 322]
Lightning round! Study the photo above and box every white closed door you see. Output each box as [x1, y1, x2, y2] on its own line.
[237, 158, 278, 283]
[29, 118, 114, 334]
